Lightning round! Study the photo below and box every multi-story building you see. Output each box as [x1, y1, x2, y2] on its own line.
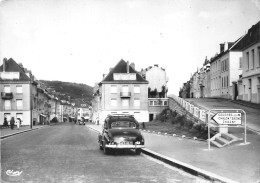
[36, 85, 50, 124]
[210, 40, 243, 99]
[76, 103, 90, 121]
[140, 64, 169, 121]
[235, 21, 260, 103]
[0, 58, 38, 126]
[92, 59, 149, 124]
[197, 59, 211, 98]
[190, 71, 200, 98]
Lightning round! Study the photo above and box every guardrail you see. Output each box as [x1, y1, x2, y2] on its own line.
[171, 95, 208, 123]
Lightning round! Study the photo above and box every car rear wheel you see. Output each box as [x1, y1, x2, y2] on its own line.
[135, 148, 142, 155]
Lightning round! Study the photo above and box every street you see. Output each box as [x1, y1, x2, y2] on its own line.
[1, 123, 208, 183]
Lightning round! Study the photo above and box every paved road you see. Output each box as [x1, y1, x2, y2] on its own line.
[1, 123, 208, 183]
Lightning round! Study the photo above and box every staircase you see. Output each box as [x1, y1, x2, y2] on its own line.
[210, 133, 243, 148]
[168, 97, 202, 122]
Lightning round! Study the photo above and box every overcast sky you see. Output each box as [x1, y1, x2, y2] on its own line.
[0, 0, 259, 95]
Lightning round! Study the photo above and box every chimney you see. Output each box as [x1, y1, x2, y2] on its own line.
[126, 61, 129, 73]
[220, 43, 224, 53]
[224, 42, 228, 51]
[130, 62, 135, 70]
[3, 58, 7, 72]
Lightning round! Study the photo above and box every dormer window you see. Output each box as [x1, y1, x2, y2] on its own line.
[113, 73, 136, 80]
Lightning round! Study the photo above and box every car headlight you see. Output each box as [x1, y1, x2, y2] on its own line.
[135, 141, 141, 145]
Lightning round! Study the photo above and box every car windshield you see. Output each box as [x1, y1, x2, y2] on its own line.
[111, 121, 137, 129]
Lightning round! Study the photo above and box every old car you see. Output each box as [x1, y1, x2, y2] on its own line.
[78, 118, 85, 125]
[98, 114, 145, 155]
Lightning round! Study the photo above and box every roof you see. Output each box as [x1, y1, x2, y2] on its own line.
[210, 38, 242, 63]
[231, 21, 260, 51]
[101, 59, 148, 84]
[0, 58, 31, 82]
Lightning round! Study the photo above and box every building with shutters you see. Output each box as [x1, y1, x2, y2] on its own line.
[92, 59, 149, 124]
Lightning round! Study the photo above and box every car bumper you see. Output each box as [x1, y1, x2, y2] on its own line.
[105, 144, 145, 149]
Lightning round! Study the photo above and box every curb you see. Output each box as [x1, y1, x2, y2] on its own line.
[0, 126, 46, 140]
[141, 148, 237, 183]
[86, 125, 237, 183]
[140, 129, 207, 142]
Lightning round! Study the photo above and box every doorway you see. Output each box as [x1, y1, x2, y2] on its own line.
[149, 114, 154, 121]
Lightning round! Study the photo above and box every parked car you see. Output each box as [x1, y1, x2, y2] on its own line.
[98, 114, 145, 155]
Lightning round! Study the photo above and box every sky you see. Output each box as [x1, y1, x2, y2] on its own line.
[0, 0, 259, 95]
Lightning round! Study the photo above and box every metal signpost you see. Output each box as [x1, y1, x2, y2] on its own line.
[207, 109, 247, 150]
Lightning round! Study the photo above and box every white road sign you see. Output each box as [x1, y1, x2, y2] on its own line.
[212, 112, 242, 125]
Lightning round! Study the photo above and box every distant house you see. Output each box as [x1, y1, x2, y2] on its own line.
[190, 71, 200, 98]
[140, 64, 169, 121]
[210, 39, 243, 99]
[234, 21, 260, 103]
[92, 59, 149, 124]
[0, 58, 38, 126]
[36, 84, 50, 124]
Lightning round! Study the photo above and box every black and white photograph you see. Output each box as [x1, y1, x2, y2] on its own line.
[0, 0, 260, 182]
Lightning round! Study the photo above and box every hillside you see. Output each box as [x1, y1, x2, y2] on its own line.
[39, 80, 94, 105]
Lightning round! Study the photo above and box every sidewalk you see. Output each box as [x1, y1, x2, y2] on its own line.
[0, 125, 46, 139]
[86, 124, 260, 183]
[185, 98, 260, 133]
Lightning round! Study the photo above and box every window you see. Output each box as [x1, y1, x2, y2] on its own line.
[134, 85, 140, 93]
[149, 101, 154, 106]
[16, 85, 23, 93]
[252, 49, 255, 69]
[227, 76, 229, 87]
[122, 99, 129, 107]
[226, 59, 229, 71]
[122, 85, 129, 93]
[134, 98, 140, 107]
[16, 99, 23, 110]
[246, 52, 249, 70]
[111, 98, 117, 106]
[239, 57, 242, 69]
[110, 85, 117, 93]
[4, 100, 11, 110]
[4, 85, 11, 93]
[163, 101, 168, 106]
[258, 47, 260, 67]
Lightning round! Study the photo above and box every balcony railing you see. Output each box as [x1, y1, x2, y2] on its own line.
[120, 92, 131, 98]
[1, 92, 13, 100]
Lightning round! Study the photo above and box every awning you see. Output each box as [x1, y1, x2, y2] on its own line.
[40, 114, 47, 117]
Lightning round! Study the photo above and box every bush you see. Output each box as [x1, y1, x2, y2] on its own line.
[156, 108, 178, 122]
[184, 119, 194, 129]
[176, 115, 186, 127]
[192, 122, 207, 132]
